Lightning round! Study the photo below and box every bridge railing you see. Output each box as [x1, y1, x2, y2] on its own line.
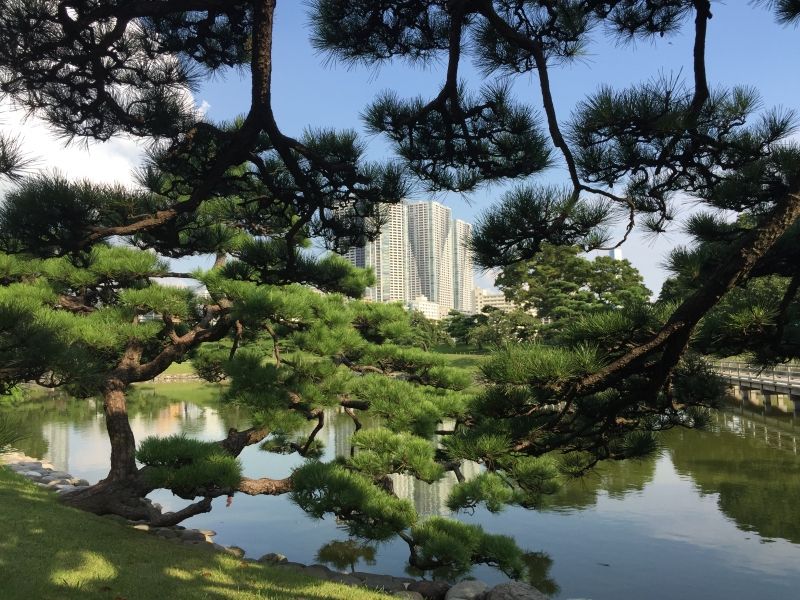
[714, 361, 800, 387]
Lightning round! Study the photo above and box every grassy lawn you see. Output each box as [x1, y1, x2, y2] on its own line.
[161, 361, 198, 375]
[431, 345, 487, 371]
[0, 469, 389, 600]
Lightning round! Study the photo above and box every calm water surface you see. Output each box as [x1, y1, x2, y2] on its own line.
[5, 383, 800, 600]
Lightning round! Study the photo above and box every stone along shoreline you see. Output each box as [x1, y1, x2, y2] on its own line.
[1, 451, 547, 600]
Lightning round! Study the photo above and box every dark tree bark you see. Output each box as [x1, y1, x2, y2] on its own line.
[102, 380, 138, 481]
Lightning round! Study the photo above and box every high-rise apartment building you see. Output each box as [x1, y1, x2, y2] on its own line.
[452, 219, 474, 314]
[342, 200, 475, 319]
[407, 201, 455, 315]
[344, 202, 410, 303]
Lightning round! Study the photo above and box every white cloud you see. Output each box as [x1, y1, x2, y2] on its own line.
[0, 92, 212, 191]
[0, 97, 146, 188]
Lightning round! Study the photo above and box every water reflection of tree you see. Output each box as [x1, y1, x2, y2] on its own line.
[0, 384, 249, 461]
[315, 540, 377, 573]
[540, 452, 659, 512]
[521, 551, 560, 597]
[667, 426, 800, 544]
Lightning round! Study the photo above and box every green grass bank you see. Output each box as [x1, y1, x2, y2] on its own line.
[0, 468, 389, 600]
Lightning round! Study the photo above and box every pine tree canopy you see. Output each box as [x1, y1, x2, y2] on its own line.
[1, 0, 800, 581]
[497, 244, 651, 321]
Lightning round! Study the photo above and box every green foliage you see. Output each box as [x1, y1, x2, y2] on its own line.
[472, 309, 541, 350]
[348, 374, 466, 437]
[191, 343, 231, 383]
[447, 472, 517, 513]
[120, 286, 194, 320]
[0, 413, 24, 452]
[482, 344, 603, 387]
[291, 462, 417, 540]
[0, 175, 152, 256]
[496, 244, 651, 325]
[410, 517, 526, 579]
[2, 0, 798, 583]
[357, 344, 473, 390]
[349, 428, 443, 482]
[136, 435, 242, 495]
[471, 186, 613, 268]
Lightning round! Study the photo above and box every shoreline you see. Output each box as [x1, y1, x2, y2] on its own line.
[1, 450, 548, 600]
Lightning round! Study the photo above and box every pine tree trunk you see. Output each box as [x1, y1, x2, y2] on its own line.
[102, 380, 138, 481]
[60, 380, 152, 518]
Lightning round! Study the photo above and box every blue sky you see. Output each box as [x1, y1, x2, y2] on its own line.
[194, 2, 800, 293]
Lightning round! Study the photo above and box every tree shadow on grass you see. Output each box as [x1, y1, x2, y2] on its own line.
[0, 469, 387, 600]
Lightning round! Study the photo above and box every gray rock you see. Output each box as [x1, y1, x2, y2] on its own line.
[353, 572, 407, 592]
[19, 461, 44, 469]
[445, 580, 489, 600]
[75, 479, 91, 487]
[224, 545, 246, 558]
[179, 529, 206, 542]
[47, 479, 74, 487]
[394, 593, 425, 600]
[407, 580, 451, 600]
[257, 553, 288, 564]
[303, 564, 332, 579]
[44, 477, 73, 485]
[46, 470, 71, 479]
[199, 529, 217, 537]
[486, 582, 548, 600]
[21, 470, 43, 478]
[328, 573, 362, 586]
[154, 529, 178, 539]
[278, 560, 305, 567]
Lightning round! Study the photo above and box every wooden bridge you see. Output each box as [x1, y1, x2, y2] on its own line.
[714, 361, 800, 414]
[715, 362, 800, 395]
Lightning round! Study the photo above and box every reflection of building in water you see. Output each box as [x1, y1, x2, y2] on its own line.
[325, 406, 483, 515]
[391, 461, 481, 516]
[43, 423, 69, 472]
[129, 402, 223, 439]
[331, 411, 357, 459]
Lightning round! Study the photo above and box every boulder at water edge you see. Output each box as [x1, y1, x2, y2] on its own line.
[445, 580, 489, 600]
[486, 581, 548, 600]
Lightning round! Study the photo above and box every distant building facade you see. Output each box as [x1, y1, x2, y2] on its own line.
[407, 201, 455, 316]
[452, 219, 474, 314]
[344, 203, 410, 303]
[473, 288, 517, 313]
[343, 200, 475, 320]
[409, 295, 441, 321]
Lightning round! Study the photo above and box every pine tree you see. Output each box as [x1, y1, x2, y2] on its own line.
[0, 0, 799, 580]
[494, 243, 651, 339]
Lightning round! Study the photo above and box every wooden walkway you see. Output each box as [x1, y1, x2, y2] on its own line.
[715, 362, 800, 395]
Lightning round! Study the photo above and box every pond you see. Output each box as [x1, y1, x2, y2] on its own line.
[4, 383, 800, 600]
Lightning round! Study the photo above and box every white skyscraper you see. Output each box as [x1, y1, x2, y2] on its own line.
[342, 200, 476, 319]
[452, 219, 474, 314]
[344, 202, 410, 303]
[407, 201, 454, 316]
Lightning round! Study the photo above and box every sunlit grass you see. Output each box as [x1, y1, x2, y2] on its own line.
[0, 469, 390, 600]
[161, 361, 198, 376]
